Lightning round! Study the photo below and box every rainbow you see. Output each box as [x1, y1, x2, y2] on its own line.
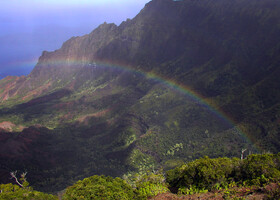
[35, 58, 260, 151]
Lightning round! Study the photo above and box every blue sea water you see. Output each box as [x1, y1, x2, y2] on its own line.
[0, 65, 35, 80]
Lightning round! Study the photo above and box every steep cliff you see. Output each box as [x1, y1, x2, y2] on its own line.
[0, 0, 280, 192]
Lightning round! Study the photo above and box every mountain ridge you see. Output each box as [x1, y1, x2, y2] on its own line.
[0, 0, 280, 192]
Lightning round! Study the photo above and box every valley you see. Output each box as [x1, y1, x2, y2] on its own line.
[0, 0, 279, 194]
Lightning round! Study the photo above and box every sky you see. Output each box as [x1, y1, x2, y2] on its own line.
[0, 0, 150, 79]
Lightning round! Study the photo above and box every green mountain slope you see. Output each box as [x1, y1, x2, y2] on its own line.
[0, 0, 279, 192]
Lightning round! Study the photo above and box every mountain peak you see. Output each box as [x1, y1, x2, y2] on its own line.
[0, 0, 280, 192]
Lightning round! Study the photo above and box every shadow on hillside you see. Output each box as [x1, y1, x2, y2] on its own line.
[0, 111, 144, 192]
[0, 89, 72, 121]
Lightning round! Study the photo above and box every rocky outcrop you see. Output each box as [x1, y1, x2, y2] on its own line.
[0, 0, 280, 192]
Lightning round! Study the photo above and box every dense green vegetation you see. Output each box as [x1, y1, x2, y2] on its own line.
[1, 0, 280, 193]
[0, 80, 253, 192]
[62, 175, 136, 200]
[2, 154, 279, 199]
[134, 172, 169, 199]
[61, 153, 280, 199]
[166, 153, 280, 193]
[0, 183, 57, 200]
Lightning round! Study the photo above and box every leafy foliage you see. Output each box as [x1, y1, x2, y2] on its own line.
[2, 154, 280, 199]
[62, 175, 136, 200]
[0, 183, 57, 200]
[166, 153, 280, 193]
[134, 172, 169, 199]
[166, 156, 239, 191]
[239, 153, 280, 185]
[62, 154, 280, 199]
[1, 0, 280, 192]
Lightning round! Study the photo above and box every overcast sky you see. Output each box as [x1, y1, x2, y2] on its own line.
[0, 0, 150, 79]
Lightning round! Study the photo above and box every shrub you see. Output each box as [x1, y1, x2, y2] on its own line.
[239, 153, 280, 185]
[166, 156, 238, 191]
[62, 175, 136, 200]
[0, 183, 57, 200]
[135, 172, 169, 199]
[166, 153, 280, 194]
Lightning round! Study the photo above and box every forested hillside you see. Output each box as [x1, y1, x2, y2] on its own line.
[0, 0, 279, 192]
[1, 154, 280, 199]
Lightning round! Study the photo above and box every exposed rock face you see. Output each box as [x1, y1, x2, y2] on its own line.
[0, 0, 280, 192]
[2, 0, 280, 106]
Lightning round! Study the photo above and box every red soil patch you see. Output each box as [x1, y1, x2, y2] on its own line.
[53, 101, 75, 110]
[150, 184, 280, 200]
[0, 76, 26, 101]
[0, 121, 16, 132]
[0, 128, 40, 158]
[22, 81, 52, 101]
[67, 79, 77, 90]
[0, 79, 18, 100]
[0, 122, 25, 132]
[60, 113, 75, 121]
[0, 126, 58, 182]
[77, 108, 112, 125]
[2, 76, 16, 81]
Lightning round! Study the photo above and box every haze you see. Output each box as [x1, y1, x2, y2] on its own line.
[0, 0, 150, 79]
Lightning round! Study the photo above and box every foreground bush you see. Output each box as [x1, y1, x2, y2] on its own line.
[239, 153, 280, 185]
[166, 153, 280, 193]
[135, 172, 169, 199]
[0, 183, 57, 200]
[3, 153, 279, 199]
[166, 156, 238, 192]
[62, 175, 136, 200]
